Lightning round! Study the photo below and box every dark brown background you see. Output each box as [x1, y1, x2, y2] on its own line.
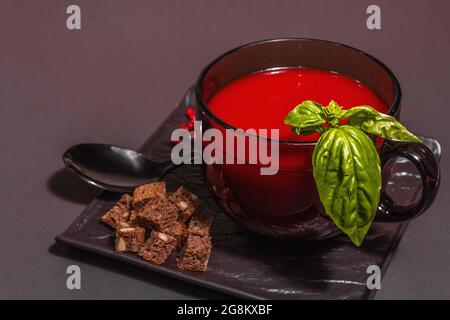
[0, 0, 448, 299]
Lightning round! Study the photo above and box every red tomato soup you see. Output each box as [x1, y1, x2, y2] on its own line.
[202, 67, 390, 222]
[208, 67, 388, 142]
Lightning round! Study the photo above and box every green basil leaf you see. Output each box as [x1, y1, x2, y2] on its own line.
[284, 100, 327, 135]
[327, 101, 343, 116]
[313, 125, 381, 246]
[343, 106, 421, 142]
[341, 105, 380, 119]
[326, 101, 344, 125]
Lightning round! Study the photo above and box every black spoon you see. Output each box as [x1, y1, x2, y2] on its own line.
[63, 143, 178, 193]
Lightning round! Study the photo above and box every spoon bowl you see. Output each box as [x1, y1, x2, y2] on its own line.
[63, 144, 172, 193]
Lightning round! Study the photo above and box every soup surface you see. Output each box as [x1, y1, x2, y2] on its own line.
[208, 68, 389, 141]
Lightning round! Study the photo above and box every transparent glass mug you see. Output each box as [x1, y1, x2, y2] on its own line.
[194, 38, 440, 241]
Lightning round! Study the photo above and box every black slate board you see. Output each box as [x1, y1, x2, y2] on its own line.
[56, 87, 441, 300]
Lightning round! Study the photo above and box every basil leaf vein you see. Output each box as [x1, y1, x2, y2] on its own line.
[343, 106, 421, 142]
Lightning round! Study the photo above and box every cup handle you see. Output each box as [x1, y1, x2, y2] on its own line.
[375, 140, 440, 222]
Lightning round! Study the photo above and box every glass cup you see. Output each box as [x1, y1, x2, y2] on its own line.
[195, 38, 440, 241]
